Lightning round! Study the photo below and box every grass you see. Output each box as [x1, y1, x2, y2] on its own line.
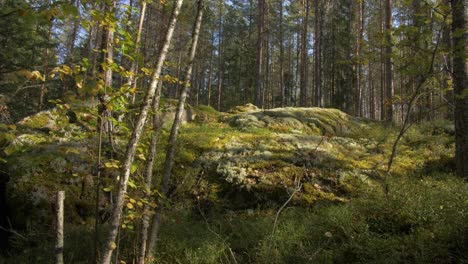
[149, 175, 467, 264]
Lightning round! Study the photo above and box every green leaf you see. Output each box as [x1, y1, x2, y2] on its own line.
[128, 180, 137, 189]
[131, 164, 138, 174]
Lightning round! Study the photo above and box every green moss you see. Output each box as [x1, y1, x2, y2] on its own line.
[228, 103, 260, 114]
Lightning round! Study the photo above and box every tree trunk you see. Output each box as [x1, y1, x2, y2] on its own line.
[217, 0, 223, 111]
[451, 0, 468, 178]
[344, 0, 353, 114]
[299, 0, 309, 107]
[207, 33, 214, 106]
[137, 80, 163, 264]
[379, 0, 385, 120]
[55, 191, 65, 264]
[39, 8, 53, 112]
[100, 1, 184, 263]
[264, 0, 270, 108]
[356, 0, 364, 116]
[369, 62, 375, 119]
[128, 1, 147, 103]
[146, 1, 204, 261]
[384, 0, 393, 122]
[255, 0, 264, 108]
[64, 0, 80, 94]
[91, 2, 104, 79]
[442, 0, 454, 119]
[313, 0, 322, 107]
[103, 0, 117, 90]
[279, 0, 285, 107]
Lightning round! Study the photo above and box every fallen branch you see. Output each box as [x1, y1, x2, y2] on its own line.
[266, 182, 302, 261]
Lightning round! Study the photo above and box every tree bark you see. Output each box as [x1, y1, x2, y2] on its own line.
[217, 0, 223, 111]
[100, 1, 184, 263]
[299, 0, 309, 107]
[207, 32, 214, 106]
[384, 0, 393, 121]
[313, 0, 322, 107]
[137, 80, 162, 264]
[145, 1, 204, 261]
[356, 0, 364, 116]
[55, 191, 65, 264]
[451, 0, 468, 178]
[442, 0, 454, 119]
[128, 0, 147, 103]
[103, 0, 117, 90]
[255, 0, 264, 107]
[39, 6, 53, 112]
[279, 0, 285, 107]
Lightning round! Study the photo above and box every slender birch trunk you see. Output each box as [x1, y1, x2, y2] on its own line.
[137, 80, 163, 264]
[55, 191, 65, 264]
[146, 1, 204, 261]
[103, 0, 117, 90]
[128, 1, 147, 103]
[100, 1, 184, 263]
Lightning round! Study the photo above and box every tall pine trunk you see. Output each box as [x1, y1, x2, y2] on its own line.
[384, 0, 393, 121]
[313, 0, 322, 107]
[279, 0, 285, 107]
[207, 33, 214, 106]
[356, 0, 364, 116]
[217, 0, 223, 110]
[299, 0, 309, 107]
[451, 0, 468, 178]
[255, 0, 264, 107]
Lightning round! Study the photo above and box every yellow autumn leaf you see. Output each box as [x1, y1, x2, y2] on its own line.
[110, 242, 117, 250]
[126, 203, 134, 209]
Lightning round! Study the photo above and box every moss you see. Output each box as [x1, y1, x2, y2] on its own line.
[193, 105, 221, 123]
[228, 103, 260, 114]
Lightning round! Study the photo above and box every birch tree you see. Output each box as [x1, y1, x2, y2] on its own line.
[146, 0, 204, 261]
[100, 1, 184, 263]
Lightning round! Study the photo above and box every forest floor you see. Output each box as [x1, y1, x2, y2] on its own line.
[1, 102, 467, 263]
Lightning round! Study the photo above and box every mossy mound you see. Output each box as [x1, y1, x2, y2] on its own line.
[2, 103, 456, 232]
[229, 106, 364, 136]
[228, 103, 260, 114]
[3, 105, 108, 228]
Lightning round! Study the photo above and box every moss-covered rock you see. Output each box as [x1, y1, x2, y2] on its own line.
[3, 103, 456, 232]
[229, 106, 364, 136]
[228, 103, 260, 114]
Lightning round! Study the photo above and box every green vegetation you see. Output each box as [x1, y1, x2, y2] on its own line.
[1, 104, 466, 263]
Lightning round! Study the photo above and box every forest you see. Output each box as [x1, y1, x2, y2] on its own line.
[0, 0, 467, 263]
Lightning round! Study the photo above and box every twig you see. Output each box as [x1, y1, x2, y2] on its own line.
[384, 23, 443, 194]
[0, 225, 27, 240]
[196, 202, 238, 264]
[266, 183, 302, 261]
